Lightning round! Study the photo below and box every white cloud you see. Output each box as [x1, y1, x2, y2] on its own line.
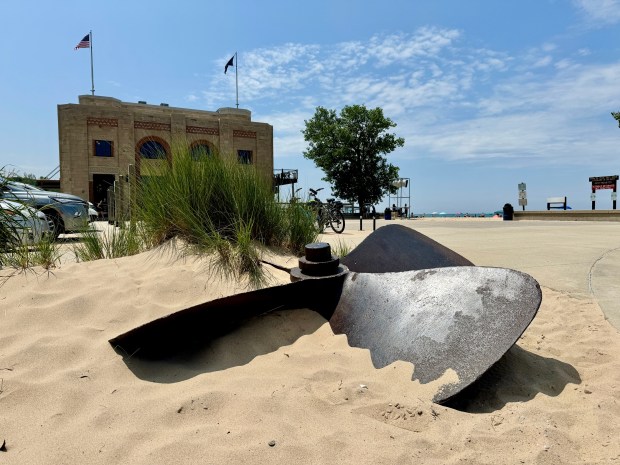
[408, 111, 617, 168]
[201, 28, 472, 109]
[365, 28, 461, 66]
[195, 28, 620, 171]
[573, 0, 620, 24]
[554, 59, 575, 69]
[404, 61, 620, 167]
[533, 55, 553, 68]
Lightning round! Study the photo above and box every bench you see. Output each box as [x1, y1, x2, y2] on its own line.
[547, 196, 567, 210]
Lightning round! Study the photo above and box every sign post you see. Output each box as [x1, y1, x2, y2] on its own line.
[517, 182, 527, 211]
[589, 175, 619, 210]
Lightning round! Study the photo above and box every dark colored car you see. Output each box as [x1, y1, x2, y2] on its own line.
[0, 179, 90, 237]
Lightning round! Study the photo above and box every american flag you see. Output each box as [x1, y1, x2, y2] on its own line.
[74, 34, 90, 50]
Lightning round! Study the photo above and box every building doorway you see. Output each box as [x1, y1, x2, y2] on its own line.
[92, 174, 116, 219]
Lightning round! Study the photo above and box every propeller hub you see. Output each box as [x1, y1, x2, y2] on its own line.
[290, 242, 349, 281]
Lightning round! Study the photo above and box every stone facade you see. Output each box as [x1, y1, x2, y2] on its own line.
[58, 95, 274, 205]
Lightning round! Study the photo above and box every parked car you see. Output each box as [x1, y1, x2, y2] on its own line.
[1, 199, 53, 247]
[88, 202, 99, 222]
[0, 179, 90, 238]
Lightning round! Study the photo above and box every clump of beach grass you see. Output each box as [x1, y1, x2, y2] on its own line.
[133, 142, 318, 288]
[282, 198, 321, 255]
[73, 222, 147, 262]
[30, 236, 61, 269]
[331, 238, 353, 258]
[1, 196, 61, 272]
[1, 242, 37, 270]
[1, 234, 61, 271]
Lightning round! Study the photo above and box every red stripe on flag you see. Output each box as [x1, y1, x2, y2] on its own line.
[75, 35, 90, 50]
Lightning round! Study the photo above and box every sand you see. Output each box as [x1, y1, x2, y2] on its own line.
[1, 219, 619, 464]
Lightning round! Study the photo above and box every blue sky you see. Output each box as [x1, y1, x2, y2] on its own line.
[1, 0, 619, 213]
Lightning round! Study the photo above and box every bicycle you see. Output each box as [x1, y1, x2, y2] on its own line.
[308, 188, 346, 234]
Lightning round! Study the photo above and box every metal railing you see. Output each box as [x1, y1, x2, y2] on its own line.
[107, 166, 135, 225]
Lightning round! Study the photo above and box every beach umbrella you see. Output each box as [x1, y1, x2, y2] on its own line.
[110, 225, 541, 404]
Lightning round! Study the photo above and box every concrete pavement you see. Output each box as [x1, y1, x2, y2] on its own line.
[320, 218, 620, 332]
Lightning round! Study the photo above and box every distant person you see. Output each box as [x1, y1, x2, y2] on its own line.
[404, 204, 409, 218]
[364, 204, 376, 218]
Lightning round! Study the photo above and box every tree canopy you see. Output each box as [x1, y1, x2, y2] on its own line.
[612, 112, 620, 128]
[302, 104, 404, 212]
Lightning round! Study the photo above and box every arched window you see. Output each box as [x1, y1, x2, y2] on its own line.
[190, 142, 213, 161]
[139, 140, 168, 159]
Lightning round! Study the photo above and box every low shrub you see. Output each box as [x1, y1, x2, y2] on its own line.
[133, 143, 317, 287]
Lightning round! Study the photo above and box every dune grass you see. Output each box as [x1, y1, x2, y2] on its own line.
[118, 143, 318, 287]
[30, 236, 62, 269]
[1, 237, 61, 271]
[3, 147, 319, 287]
[331, 238, 353, 258]
[1, 171, 59, 271]
[73, 222, 146, 262]
[1, 209, 60, 271]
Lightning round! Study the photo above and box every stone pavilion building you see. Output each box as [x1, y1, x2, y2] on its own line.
[58, 95, 274, 209]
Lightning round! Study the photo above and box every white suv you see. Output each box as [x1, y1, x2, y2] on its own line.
[1, 180, 90, 238]
[1, 199, 53, 246]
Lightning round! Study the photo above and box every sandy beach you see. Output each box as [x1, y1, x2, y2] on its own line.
[1, 218, 619, 464]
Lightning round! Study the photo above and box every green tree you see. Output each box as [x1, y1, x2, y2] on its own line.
[612, 112, 620, 128]
[302, 104, 404, 214]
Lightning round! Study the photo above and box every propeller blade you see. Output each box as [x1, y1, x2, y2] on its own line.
[329, 266, 541, 403]
[342, 225, 473, 273]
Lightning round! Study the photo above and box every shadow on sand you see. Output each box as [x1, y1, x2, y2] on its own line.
[116, 308, 327, 384]
[117, 310, 580, 414]
[444, 344, 581, 413]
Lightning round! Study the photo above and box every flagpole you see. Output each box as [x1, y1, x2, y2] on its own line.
[89, 30, 95, 95]
[235, 51, 238, 108]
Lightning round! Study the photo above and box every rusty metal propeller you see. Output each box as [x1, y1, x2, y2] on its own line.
[109, 225, 541, 403]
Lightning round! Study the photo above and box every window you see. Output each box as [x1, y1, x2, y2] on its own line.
[140, 140, 167, 159]
[237, 150, 253, 164]
[190, 143, 212, 161]
[94, 140, 113, 157]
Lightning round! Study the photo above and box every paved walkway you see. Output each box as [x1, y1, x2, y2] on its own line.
[322, 218, 620, 332]
[589, 247, 620, 330]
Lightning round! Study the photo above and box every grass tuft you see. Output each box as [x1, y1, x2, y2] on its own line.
[31, 236, 61, 269]
[132, 142, 318, 287]
[73, 223, 146, 262]
[1, 181, 61, 271]
[331, 239, 352, 258]
[2, 148, 320, 287]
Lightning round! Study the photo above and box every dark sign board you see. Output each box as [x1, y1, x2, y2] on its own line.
[589, 175, 618, 210]
[589, 175, 619, 185]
